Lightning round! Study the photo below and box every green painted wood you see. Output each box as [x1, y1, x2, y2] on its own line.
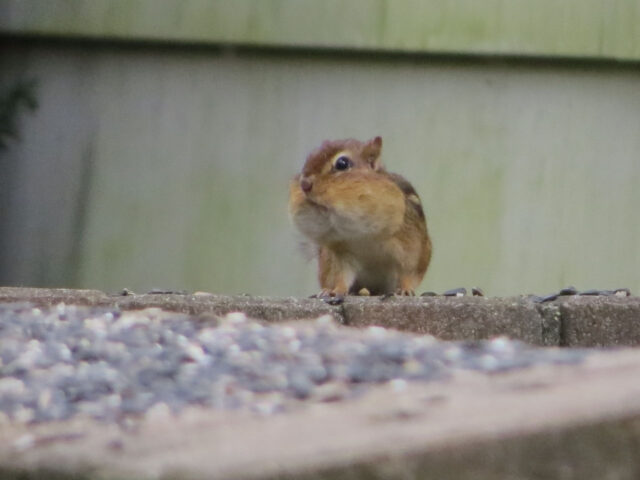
[1, 0, 640, 61]
[1, 43, 639, 297]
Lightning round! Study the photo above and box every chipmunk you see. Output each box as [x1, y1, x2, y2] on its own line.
[289, 136, 432, 299]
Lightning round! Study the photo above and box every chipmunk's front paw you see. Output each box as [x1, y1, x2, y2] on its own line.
[318, 289, 346, 305]
[380, 289, 414, 301]
[395, 288, 415, 296]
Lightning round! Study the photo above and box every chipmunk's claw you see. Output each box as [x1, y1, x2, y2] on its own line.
[317, 290, 346, 305]
[380, 289, 414, 300]
[395, 289, 415, 296]
[321, 294, 345, 305]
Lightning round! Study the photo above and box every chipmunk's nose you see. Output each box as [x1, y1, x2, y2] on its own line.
[300, 177, 313, 193]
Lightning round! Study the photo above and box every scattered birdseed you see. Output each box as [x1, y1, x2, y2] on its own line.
[0, 303, 585, 424]
[443, 288, 467, 297]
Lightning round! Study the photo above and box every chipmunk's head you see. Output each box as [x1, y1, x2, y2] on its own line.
[290, 135, 405, 243]
[298, 136, 383, 195]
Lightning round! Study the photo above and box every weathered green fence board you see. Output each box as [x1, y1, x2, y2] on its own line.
[1, 0, 640, 61]
[2, 43, 639, 297]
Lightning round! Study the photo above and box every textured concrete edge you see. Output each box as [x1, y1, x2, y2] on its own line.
[1, 287, 640, 347]
[270, 415, 640, 480]
[3, 418, 639, 480]
[0, 287, 549, 345]
[0, 467, 94, 480]
[0, 287, 346, 324]
[535, 303, 563, 346]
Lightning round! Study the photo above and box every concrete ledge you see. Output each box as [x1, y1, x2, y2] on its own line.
[0, 287, 112, 307]
[1, 287, 639, 347]
[2, 350, 640, 479]
[343, 296, 550, 345]
[0, 287, 343, 323]
[2, 287, 640, 479]
[558, 295, 640, 347]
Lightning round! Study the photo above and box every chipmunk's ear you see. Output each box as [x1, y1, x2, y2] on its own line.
[364, 136, 383, 170]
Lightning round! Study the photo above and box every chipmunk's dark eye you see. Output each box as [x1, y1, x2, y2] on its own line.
[334, 156, 351, 171]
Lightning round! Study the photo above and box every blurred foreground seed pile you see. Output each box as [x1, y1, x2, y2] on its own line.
[0, 303, 585, 423]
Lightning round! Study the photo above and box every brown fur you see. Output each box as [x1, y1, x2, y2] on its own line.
[289, 137, 432, 296]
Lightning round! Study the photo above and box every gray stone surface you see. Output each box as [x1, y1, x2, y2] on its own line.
[0, 287, 111, 307]
[117, 293, 344, 324]
[558, 295, 640, 347]
[536, 302, 563, 346]
[3, 287, 640, 347]
[343, 296, 549, 345]
[0, 288, 343, 323]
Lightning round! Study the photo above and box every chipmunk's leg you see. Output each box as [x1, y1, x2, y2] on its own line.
[392, 228, 431, 297]
[317, 247, 355, 301]
[395, 274, 419, 296]
[318, 272, 353, 299]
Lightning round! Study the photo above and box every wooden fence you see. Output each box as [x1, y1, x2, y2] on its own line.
[1, 1, 639, 297]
